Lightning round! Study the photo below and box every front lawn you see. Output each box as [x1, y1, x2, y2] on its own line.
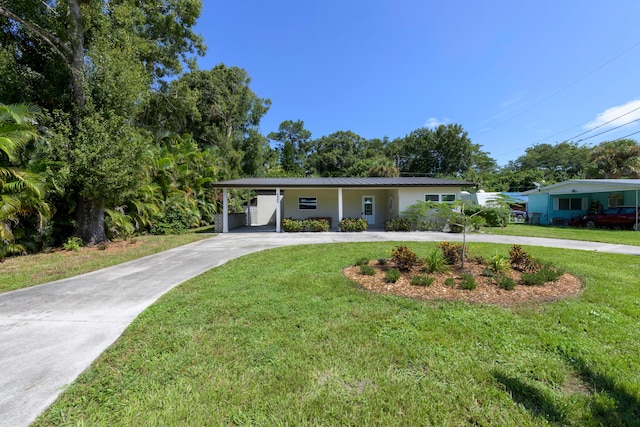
[34, 242, 640, 426]
[0, 232, 213, 294]
[483, 223, 640, 246]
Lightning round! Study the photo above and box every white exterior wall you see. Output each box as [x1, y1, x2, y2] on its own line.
[397, 187, 461, 213]
[283, 189, 340, 227]
[256, 194, 277, 225]
[283, 188, 398, 228]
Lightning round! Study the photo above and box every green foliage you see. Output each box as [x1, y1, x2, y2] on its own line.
[460, 273, 477, 290]
[496, 275, 517, 290]
[444, 277, 455, 287]
[521, 266, 563, 286]
[63, 237, 83, 252]
[104, 208, 135, 239]
[438, 241, 467, 265]
[281, 218, 302, 232]
[391, 245, 419, 271]
[151, 208, 198, 235]
[339, 217, 368, 232]
[481, 268, 496, 278]
[388, 124, 474, 176]
[0, 103, 50, 257]
[509, 245, 541, 272]
[384, 217, 412, 231]
[424, 249, 449, 273]
[281, 218, 329, 232]
[267, 120, 312, 174]
[489, 252, 510, 274]
[385, 268, 401, 283]
[359, 265, 376, 276]
[377, 258, 387, 265]
[411, 274, 435, 287]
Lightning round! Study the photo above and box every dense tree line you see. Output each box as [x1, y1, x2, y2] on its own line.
[1, 1, 639, 258]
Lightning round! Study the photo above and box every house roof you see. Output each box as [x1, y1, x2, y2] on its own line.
[215, 177, 476, 189]
[522, 179, 640, 195]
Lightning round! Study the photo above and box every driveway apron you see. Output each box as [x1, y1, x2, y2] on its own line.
[1, 231, 639, 426]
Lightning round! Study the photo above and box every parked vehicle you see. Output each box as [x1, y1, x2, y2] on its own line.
[580, 206, 640, 230]
[510, 208, 527, 221]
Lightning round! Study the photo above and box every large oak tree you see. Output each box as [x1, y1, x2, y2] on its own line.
[0, 0, 205, 243]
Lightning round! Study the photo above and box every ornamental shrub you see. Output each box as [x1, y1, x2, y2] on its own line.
[339, 217, 368, 232]
[460, 273, 477, 290]
[391, 245, 419, 270]
[496, 275, 517, 290]
[385, 268, 401, 283]
[384, 217, 412, 231]
[359, 265, 376, 276]
[281, 218, 329, 232]
[438, 241, 467, 265]
[411, 275, 435, 287]
[424, 249, 449, 273]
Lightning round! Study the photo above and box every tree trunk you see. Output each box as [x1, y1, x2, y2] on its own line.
[75, 196, 107, 245]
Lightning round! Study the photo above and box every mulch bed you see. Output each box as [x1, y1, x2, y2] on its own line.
[343, 260, 583, 307]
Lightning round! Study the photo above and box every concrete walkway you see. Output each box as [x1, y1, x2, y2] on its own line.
[1, 231, 639, 426]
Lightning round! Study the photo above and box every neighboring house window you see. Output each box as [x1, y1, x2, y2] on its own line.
[425, 194, 456, 203]
[554, 197, 587, 211]
[608, 193, 624, 207]
[298, 197, 317, 210]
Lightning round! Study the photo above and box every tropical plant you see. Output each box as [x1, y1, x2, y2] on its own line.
[0, 103, 50, 259]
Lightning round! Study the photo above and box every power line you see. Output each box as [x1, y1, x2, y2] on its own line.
[574, 117, 640, 143]
[566, 104, 640, 141]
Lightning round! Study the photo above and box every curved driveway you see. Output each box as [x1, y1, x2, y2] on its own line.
[1, 231, 639, 426]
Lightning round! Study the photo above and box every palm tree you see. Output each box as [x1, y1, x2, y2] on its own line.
[0, 103, 50, 258]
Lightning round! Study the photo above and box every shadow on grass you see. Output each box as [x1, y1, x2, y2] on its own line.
[559, 351, 640, 426]
[493, 370, 568, 426]
[494, 352, 640, 427]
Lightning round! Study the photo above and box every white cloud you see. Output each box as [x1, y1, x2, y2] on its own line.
[585, 99, 640, 130]
[425, 117, 451, 129]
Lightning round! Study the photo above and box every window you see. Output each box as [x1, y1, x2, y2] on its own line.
[554, 197, 586, 211]
[608, 193, 624, 207]
[425, 194, 456, 203]
[298, 197, 317, 210]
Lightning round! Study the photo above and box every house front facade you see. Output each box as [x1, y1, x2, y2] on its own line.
[522, 179, 640, 226]
[214, 177, 475, 232]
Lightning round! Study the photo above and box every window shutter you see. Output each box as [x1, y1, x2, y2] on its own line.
[582, 198, 588, 210]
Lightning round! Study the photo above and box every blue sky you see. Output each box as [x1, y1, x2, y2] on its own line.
[195, 1, 640, 166]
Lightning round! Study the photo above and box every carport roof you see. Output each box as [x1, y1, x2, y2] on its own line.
[215, 177, 476, 189]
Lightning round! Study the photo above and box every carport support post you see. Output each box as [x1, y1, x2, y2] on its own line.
[223, 187, 229, 233]
[276, 188, 281, 232]
[338, 188, 343, 228]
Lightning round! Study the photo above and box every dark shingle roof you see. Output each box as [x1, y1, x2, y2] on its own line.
[215, 177, 476, 188]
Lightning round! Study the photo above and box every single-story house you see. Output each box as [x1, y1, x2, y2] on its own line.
[521, 179, 640, 226]
[214, 177, 476, 232]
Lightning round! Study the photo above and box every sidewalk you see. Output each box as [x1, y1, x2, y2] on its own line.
[1, 231, 639, 426]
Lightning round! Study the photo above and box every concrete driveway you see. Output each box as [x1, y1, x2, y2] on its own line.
[1, 231, 639, 426]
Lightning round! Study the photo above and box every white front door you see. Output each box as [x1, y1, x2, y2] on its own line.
[362, 196, 375, 225]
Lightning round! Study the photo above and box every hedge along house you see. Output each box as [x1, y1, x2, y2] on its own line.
[522, 179, 640, 226]
[214, 177, 476, 232]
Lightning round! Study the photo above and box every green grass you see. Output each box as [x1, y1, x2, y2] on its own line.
[33, 242, 640, 426]
[0, 233, 213, 294]
[483, 223, 640, 246]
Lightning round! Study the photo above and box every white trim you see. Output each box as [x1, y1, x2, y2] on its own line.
[338, 188, 343, 223]
[275, 188, 281, 233]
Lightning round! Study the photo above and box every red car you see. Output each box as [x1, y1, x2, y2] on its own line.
[581, 206, 640, 230]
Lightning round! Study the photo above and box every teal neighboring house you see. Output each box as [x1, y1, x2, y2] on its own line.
[522, 179, 640, 225]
